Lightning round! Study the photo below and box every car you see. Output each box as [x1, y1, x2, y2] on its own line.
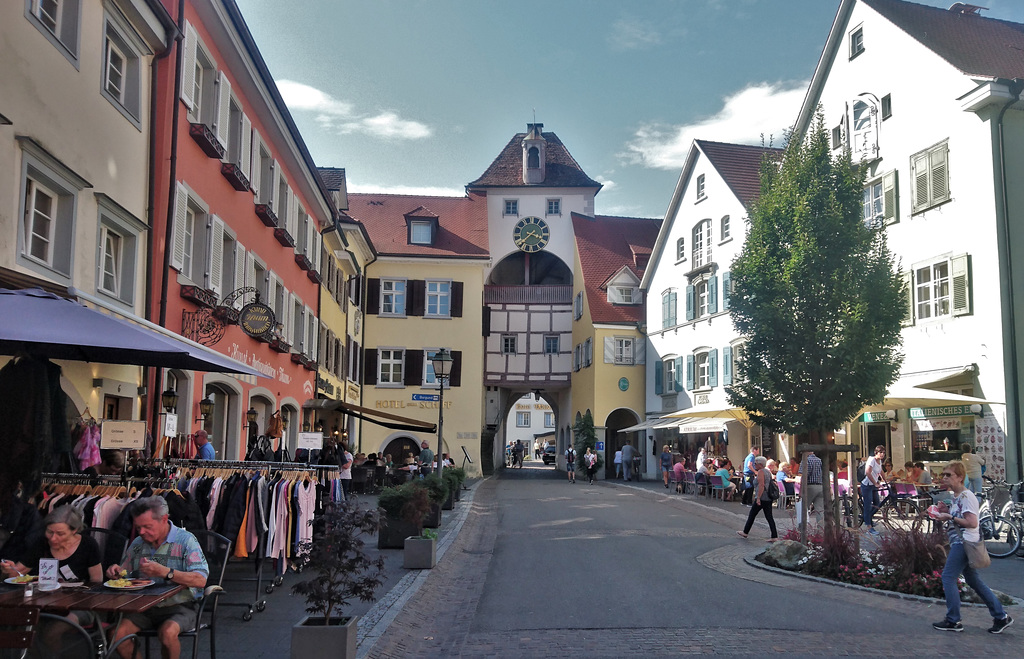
[542, 445, 556, 465]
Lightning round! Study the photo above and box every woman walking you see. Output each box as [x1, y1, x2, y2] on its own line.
[736, 456, 778, 541]
[931, 461, 1013, 633]
[661, 444, 673, 489]
[584, 447, 598, 484]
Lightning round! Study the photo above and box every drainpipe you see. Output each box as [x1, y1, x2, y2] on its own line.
[995, 78, 1024, 481]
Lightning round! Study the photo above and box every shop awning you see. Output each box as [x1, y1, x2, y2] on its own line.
[622, 418, 672, 432]
[897, 364, 977, 389]
[857, 385, 1001, 414]
[676, 419, 730, 434]
[0, 288, 263, 376]
[302, 398, 437, 433]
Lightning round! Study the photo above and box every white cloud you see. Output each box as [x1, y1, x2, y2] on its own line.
[609, 17, 663, 51]
[348, 182, 466, 197]
[622, 81, 807, 169]
[277, 79, 431, 141]
[596, 177, 617, 191]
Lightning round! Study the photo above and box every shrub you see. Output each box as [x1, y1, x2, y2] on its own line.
[874, 527, 947, 585]
[805, 524, 858, 579]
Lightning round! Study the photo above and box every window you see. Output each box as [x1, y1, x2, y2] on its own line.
[544, 412, 554, 428]
[95, 195, 145, 306]
[170, 183, 212, 285]
[23, 180, 57, 267]
[696, 174, 706, 200]
[504, 199, 518, 216]
[584, 338, 592, 367]
[181, 206, 196, 279]
[881, 94, 892, 120]
[181, 22, 218, 128]
[851, 98, 878, 161]
[725, 341, 745, 385]
[695, 279, 709, 318]
[663, 358, 676, 394]
[516, 412, 531, 427]
[573, 344, 581, 371]
[381, 279, 406, 315]
[863, 172, 897, 229]
[426, 280, 450, 317]
[410, 220, 432, 244]
[104, 39, 125, 103]
[695, 352, 710, 389]
[220, 230, 238, 297]
[831, 125, 843, 150]
[502, 335, 517, 355]
[692, 219, 711, 267]
[544, 335, 559, 354]
[546, 199, 561, 216]
[676, 237, 685, 261]
[26, 0, 81, 63]
[423, 349, 450, 387]
[661, 289, 677, 329]
[98, 227, 121, 296]
[850, 25, 864, 58]
[101, 13, 143, 125]
[915, 261, 950, 320]
[614, 337, 633, 365]
[573, 291, 583, 320]
[907, 255, 970, 325]
[910, 141, 950, 214]
[614, 286, 634, 304]
[720, 215, 731, 240]
[378, 348, 404, 385]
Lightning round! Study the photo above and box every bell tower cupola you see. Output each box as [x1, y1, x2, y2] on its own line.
[522, 123, 546, 184]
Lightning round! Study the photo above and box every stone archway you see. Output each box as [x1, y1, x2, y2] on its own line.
[201, 376, 242, 460]
[604, 407, 641, 479]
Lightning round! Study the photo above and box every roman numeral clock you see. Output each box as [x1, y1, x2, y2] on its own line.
[512, 216, 550, 253]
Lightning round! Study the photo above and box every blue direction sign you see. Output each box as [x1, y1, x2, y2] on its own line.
[596, 441, 605, 451]
[412, 393, 440, 402]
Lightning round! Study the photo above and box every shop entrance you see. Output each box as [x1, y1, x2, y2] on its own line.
[382, 436, 421, 466]
[860, 422, 891, 459]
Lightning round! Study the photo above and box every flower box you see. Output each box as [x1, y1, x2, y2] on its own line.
[180, 284, 217, 308]
[403, 536, 436, 569]
[221, 162, 251, 192]
[255, 204, 278, 228]
[274, 227, 295, 248]
[189, 122, 225, 159]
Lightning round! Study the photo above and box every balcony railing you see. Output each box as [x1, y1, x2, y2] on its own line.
[484, 285, 572, 305]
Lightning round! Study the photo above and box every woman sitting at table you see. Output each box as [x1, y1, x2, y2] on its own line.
[882, 459, 895, 482]
[714, 463, 737, 501]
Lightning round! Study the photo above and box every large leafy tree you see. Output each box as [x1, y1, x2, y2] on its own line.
[728, 112, 905, 437]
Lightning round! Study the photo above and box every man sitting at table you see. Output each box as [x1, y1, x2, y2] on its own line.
[107, 496, 209, 659]
[910, 461, 933, 485]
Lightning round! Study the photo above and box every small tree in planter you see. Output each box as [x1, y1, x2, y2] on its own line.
[402, 485, 437, 568]
[290, 499, 386, 659]
[410, 474, 448, 528]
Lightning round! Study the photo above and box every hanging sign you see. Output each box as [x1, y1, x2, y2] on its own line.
[164, 412, 178, 437]
[239, 302, 275, 339]
[100, 420, 147, 450]
[297, 432, 323, 451]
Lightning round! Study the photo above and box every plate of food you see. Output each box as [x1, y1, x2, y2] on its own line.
[104, 578, 155, 591]
[4, 575, 38, 585]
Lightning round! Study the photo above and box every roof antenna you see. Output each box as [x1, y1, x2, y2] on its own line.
[533, 108, 536, 125]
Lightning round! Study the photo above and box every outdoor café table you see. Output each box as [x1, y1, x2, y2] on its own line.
[0, 582, 184, 616]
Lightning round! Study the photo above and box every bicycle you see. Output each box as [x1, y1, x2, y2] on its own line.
[840, 480, 925, 532]
[976, 482, 1021, 558]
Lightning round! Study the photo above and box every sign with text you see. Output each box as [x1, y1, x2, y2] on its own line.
[238, 301, 275, 339]
[412, 393, 439, 402]
[38, 558, 59, 591]
[164, 412, 178, 438]
[297, 432, 323, 451]
[100, 420, 147, 450]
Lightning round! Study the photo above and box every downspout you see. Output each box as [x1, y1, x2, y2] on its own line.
[995, 78, 1024, 481]
[145, 2, 182, 436]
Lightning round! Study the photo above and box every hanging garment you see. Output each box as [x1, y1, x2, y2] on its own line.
[73, 424, 101, 472]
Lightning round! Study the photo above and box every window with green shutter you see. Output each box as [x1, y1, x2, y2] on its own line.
[910, 140, 950, 214]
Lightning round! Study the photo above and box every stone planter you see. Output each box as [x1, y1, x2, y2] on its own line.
[404, 536, 437, 569]
[423, 502, 442, 529]
[291, 615, 358, 659]
[442, 489, 455, 511]
[378, 516, 420, 549]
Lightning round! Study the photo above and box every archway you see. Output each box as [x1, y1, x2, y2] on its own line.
[381, 434, 422, 467]
[488, 251, 572, 286]
[280, 397, 301, 456]
[604, 407, 641, 479]
[248, 390, 275, 455]
[202, 375, 242, 460]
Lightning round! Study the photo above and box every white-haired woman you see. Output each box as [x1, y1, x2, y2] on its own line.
[736, 455, 778, 541]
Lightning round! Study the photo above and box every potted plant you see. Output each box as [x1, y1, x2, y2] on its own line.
[402, 485, 438, 569]
[377, 484, 421, 549]
[448, 466, 467, 501]
[441, 468, 460, 510]
[412, 474, 448, 528]
[291, 499, 386, 659]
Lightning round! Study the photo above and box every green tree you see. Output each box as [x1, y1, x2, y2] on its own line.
[572, 411, 603, 471]
[728, 112, 905, 439]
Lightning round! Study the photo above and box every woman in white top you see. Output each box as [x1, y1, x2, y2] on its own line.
[931, 460, 1011, 633]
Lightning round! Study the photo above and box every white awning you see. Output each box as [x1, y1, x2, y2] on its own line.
[897, 364, 976, 388]
[676, 419, 729, 434]
[621, 417, 686, 433]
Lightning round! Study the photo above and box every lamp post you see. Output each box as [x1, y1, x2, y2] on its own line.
[431, 348, 454, 478]
[161, 388, 179, 414]
[198, 395, 214, 426]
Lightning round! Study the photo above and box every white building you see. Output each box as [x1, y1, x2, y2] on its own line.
[503, 394, 556, 456]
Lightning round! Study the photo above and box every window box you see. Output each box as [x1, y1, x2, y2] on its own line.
[269, 337, 291, 353]
[220, 162, 250, 192]
[306, 269, 323, 285]
[180, 284, 217, 308]
[189, 123, 225, 159]
[255, 204, 278, 228]
[291, 353, 304, 365]
[273, 227, 295, 248]
[294, 253, 312, 271]
[302, 356, 317, 371]
[212, 305, 239, 325]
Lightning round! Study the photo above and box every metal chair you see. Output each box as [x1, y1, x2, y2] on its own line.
[28, 613, 94, 659]
[87, 527, 129, 575]
[0, 606, 38, 658]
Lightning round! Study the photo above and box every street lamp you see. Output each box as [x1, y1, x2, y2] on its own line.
[161, 388, 179, 413]
[431, 348, 454, 476]
[198, 396, 214, 424]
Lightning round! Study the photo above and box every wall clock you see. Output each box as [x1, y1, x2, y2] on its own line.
[512, 216, 550, 253]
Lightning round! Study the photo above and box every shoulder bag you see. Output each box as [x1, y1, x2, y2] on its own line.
[953, 493, 991, 569]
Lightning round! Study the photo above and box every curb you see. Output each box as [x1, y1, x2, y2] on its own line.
[742, 549, 1024, 609]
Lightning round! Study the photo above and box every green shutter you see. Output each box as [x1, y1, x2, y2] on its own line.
[722, 346, 732, 386]
[722, 271, 731, 310]
[684, 355, 693, 391]
[708, 276, 718, 314]
[655, 360, 663, 395]
[951, 254, 971, 316]
[882, 171, 898, 224]
[708, 349, 718, 388]
[901, 271, 914, 327]
[685, 285, 695, 321]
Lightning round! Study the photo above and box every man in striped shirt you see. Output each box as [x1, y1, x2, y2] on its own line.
[799, 451, 824, 530]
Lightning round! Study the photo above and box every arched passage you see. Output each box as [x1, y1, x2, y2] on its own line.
[201, 375, 242, 460]
[604, 407, 641, 479]
[488, 251, 572, 286]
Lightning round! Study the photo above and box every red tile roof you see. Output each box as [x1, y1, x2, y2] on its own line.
[468, 132, 602, 189]
[344, 193, 489, 258]
[864, 0, 1024, 79]
[696, 140, 781, 208]
[572, 212, 661, 325]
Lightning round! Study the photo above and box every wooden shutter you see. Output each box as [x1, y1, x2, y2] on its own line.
[482, 305, 491, 336]
[344, 335, 351, 380]
[239, 113, 252, 174]
[722, 346, 732, 386]
[951, 254, 971, 317]
[930, 143, 949, 204]
[684, 355, 693, 391]
[249, 129, 262, 199]
[170, 182, 188, 271]
[882, 171, 898, 224]
[305, 306, 315, 357]
[214, 71, 231, 147]
[268, 160, 280, 214]
[708, 276, 718, 314]
[654, 360, 663, 395]
[208, 216, 224, 296]
[404, 350, 424, 385]
[363, 348, 378, 385]
[179, 22, 198, 109]
[708, 349, 719, 388]
[366, 278, 380, 314]
[635, 339, 645, 365]
[911, 151, 929, 212]
[721, 271, 731, 310]
[233, 243, 246, 308]
[451, 281, 464, 317]
[265, 270, 276, 311]
[604, 337, 614, 363]
[450, 350, 463, 387]
[901, 271, 914, 327]
[409, 280, 425, 316]
[685, 285, 695, 321]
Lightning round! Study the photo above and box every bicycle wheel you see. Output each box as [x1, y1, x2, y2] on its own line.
[984, 514, 1021, 558]
[841, 495, 863, 528]
[881, 497, 923, 532]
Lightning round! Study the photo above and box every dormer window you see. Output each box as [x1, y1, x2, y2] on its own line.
[849, 25, 864, 59]
[410, 220, 433, 245]
[614, 286, 635, 304]
[527, 147, 540, 169]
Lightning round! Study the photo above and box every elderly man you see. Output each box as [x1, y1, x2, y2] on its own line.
[741, 446, 760, 506]
[108, 497, 209, 659]
[418, 441, 435, 476]
[193, 429, 215, 460]
[620, 440, 638, 481]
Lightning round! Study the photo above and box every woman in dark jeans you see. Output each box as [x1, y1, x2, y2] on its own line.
[736, 456, 778, 541]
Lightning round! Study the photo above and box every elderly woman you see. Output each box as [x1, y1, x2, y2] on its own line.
[736, 456, 778, 541]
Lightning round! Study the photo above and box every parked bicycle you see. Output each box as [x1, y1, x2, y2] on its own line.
[976, 481, 1021, 558]
[841, 479, 925, 532]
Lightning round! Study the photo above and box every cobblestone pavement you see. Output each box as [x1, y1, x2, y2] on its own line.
[363, 466, 1022, 658]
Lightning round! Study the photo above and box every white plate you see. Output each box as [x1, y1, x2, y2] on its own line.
[4, 576, 38, 585]
[104, 579, 154, 591]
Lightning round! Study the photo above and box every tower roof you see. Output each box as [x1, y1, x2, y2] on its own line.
[468, 131, 602, 189]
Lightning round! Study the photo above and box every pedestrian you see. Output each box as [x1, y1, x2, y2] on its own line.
[193, 429, 215, 460]
[584, 447, 598, 484]
[620, 440, 637, 481]
[418, 440, 435, 476]
[931, 460, 1013, 634]
[741, 446, 760, 505]
[737, 456, 778, 541]
[339, 442, 353, 498]
[565, 443, 577, 483]
[513, 440, 525, 468]
[660, 444, 673, 489]
[614, 448, 623, 479]
[799, 451, 824, 530]
[960, 443, 985, 494]
[860, 444, 885, 536]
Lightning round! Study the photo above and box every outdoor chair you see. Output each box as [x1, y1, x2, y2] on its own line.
[710, 474, 727, 500]
[28, 613, 96, 659]
[87, 526, 129, 575]
[682, 471, 696, 496]
[669, 471, 682, 494]
[0, 605, 38, 658]
[694, 472, 710, 498]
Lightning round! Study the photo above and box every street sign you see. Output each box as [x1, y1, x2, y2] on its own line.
[412, 393, 440, 402]
[596, 441, 605, 451]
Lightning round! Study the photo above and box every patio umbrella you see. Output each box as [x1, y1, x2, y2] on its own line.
[857, 384, 1001, 414]
[0, 288, 262, 376]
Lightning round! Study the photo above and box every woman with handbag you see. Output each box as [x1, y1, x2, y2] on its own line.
[736, 456, 778, 541]
[931, 461, 1012, 633]
[584, 447, 598, 485]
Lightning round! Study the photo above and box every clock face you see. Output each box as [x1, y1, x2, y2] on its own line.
[512, 216, 550, 253]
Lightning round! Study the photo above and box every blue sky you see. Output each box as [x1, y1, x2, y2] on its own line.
[235, 0, 1024, 219]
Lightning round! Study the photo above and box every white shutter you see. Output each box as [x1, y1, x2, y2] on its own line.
[911, 152, 929, 212]
[214, 71, 231, 148]
[243, 251, 254, 292]
[306, 306, 316, 358]
[268, 160, 279, 214]
[882, 170, 898, 224]
[951, 254, 971, 317]
[304, 216, 314, 257]
[171, 182, 188, 271]
[239, 112, 252, 175]
[179, 22, 198, 109]
[249, 129, 262, 199]
[603, 337, 614, 363]
[266, 273, 277, 315]
[313, 230, 322, 273]
[233, 243, 246, 308]
[287, 186, 297, 238]
[207, 216, 224, 296]
[930, 144, 949, 203]
[286, 293, 296, 345]
[635, 339, 646, 365]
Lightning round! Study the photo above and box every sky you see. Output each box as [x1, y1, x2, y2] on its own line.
[234, 0, 1024, 220]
